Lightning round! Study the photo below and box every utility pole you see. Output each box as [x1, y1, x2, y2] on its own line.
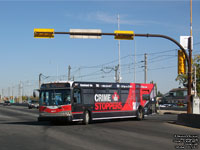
[194, 66, 197, 97]
[12, 85, 14, 102]
[1, 89, 4, 100]
[144, 53, 147, 83]
[1, 89, 3, 102]
[187, 0, 193, 114]
[18, 81, 23, 103]
[117, 14, 121, 82]
[134, 39, 136, 83]
[56, 64, 58, 81]
[39, 73, 42, 89]
[190, 0, 192, 37]
[115, 65, 119, 83]
[68, 65, 71, 81]
[8, 87, 10, 100]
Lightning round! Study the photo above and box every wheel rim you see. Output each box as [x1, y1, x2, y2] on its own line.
[85, 112, 89, 124]
[139, 109, 143, 119]
[138, 109, 143, 119]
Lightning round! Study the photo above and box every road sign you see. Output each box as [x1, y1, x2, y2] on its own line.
[114, 30, 134, 40]
[70, 29, 102, 39]
[180, 36, 193, 50]
[34, 28, 54, 38]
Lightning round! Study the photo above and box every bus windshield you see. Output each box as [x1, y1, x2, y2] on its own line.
[40, 89, 71, 106]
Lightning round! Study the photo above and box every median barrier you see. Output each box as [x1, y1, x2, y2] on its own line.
[177, 113, 200, 128]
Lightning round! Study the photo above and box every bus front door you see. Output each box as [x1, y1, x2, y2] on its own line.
[72, 88, 84, 120]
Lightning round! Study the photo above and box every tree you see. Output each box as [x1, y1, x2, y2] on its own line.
[176, 54, 200, 96]
[157, 91, 163, 97]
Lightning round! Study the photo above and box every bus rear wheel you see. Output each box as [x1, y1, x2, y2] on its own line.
[136, 108, 143, 121]
[83, 111, 90, 125]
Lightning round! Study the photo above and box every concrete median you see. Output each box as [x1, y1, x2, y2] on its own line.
[177, 113, 200, 128]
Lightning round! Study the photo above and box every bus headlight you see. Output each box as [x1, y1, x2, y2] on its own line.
[64, 111, 72, 116]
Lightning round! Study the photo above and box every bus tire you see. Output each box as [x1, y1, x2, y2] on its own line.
[136, 107, 143, 121]
[83, 111, 90, 125]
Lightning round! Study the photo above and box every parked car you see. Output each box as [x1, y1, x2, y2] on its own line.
[3, 100, 11, 106]
[159, 104, 173, 108]
[159, 104, 166, 108]
[28, 100, 39, 109]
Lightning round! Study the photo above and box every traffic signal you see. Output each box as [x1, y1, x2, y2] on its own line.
[114, 30, 134, 40]
[178, 50, 186, 74]
[34, 28, 54, 38]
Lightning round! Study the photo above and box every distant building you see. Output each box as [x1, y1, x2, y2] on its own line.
[161, 87, 187, 104]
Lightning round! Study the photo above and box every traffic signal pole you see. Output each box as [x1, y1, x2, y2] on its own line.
[134, 33, 191, 114]
[34, 30, 192, 114]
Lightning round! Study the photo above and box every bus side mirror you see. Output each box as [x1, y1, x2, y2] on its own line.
[143, 94, 150, 101]
[33, 91, 36, 98]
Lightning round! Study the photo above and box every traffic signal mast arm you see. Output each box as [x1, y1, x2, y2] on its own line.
[34, 29, 192, 113]
[34, 30, 189, 62]
[134, 33, 192, 114]
[34, 30, 189, 77]
[134, 33, 189, 63]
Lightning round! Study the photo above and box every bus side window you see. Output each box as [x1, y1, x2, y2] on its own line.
[82, 88, 94, 104]
[120, 89, 129, 103]
[73, 89, 81, 104]
[142, 94, 150, 101]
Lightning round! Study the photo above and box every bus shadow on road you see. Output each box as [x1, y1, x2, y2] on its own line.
[1, 117, 142, 127]
[91, 117, 140, 124]
[1, 121, 51, 126]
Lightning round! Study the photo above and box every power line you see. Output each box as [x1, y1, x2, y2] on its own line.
[148, 54, 177, 61]
[72, 48, 178, 71]
[146, 48, 177, 55]
[149, 65, 176, 71]
[148, 55, 176, 64]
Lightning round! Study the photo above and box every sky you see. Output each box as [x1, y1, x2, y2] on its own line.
[0, 0, 200, 97]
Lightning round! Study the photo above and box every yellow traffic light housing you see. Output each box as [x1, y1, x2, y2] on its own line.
[114, 30, 134, 40]
[34, 28, 54, 38]
[178, 50, 186, 74]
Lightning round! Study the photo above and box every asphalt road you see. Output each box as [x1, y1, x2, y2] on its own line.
[0, 105, 199, 150]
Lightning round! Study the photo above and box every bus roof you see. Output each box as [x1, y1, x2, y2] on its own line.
[40, 81, 154, 89]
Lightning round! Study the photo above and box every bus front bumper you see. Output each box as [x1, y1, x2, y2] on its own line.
[38, 115, 72, 122]
[38, 111, 72, 122]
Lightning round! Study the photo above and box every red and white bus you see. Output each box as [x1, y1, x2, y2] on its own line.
[37, 81, 156, 124]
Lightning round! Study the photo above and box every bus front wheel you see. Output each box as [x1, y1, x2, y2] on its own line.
[83, 111, 90, 125]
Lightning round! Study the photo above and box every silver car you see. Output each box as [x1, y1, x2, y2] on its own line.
[28, 100, 39, 109]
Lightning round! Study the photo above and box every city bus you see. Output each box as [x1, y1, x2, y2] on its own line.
[36, 81, 156, 124]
